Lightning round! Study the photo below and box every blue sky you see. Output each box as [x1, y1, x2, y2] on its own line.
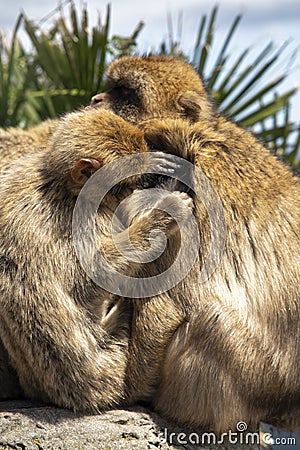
[1, 0, 299, 122]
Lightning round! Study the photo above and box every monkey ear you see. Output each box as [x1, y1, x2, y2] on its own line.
[71, 158, 101, 186]
[177, 91, 202, 122]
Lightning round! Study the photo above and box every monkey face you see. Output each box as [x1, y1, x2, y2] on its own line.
[91, 85, 142, 123]
[90, 56, 214, 124]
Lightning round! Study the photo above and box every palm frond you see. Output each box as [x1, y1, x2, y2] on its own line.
[184, 8, 299, 168]
[23, 4, 112, 118]
[0, 14, 29, 127]
[1, 4, 299, 169]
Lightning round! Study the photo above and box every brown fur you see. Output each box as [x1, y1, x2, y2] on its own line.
[0, 106, 192, 409]
[0, 120, 59, 398]
[93, 55, 300, 432]
[91, 55, 214, 124]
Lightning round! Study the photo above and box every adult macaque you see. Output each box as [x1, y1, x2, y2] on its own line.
[91, 55, 300, 432]
[0, 106, 192, 409]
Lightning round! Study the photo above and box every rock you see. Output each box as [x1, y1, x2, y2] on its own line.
[0, 400, 261, 449]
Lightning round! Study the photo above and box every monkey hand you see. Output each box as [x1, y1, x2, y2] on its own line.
[143, 190, 194, 238]
[145, 150, 183, 176]
[113, 189, 195, 267]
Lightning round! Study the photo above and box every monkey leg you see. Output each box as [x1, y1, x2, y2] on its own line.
[0, 206, 167, 412]
[124, 294, 185, 404]
[152, 300, 300, 433]
[0, 289, 131, 412]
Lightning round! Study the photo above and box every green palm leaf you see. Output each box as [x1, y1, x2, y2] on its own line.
[23, 4, 111, 119]
[1, 3, 299, 169]
[0, 14, 30, 127]
[167, 7, 299, 168]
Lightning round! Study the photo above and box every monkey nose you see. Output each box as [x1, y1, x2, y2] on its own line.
[90, 92, 112, 107]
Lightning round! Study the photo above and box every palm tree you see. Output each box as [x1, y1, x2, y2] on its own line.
[160, 6, 299, 169]
[0, 4, 299, 169]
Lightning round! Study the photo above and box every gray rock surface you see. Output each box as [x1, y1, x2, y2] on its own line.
[0, 400, 260, 450]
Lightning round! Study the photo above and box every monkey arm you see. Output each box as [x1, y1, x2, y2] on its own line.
[98, 193, 190, 279]
[153, 295, 300, 431]
[95, 193, 194, 403]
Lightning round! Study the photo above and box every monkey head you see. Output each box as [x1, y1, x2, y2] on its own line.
[44, 107, 180, 198]
[43, 108, 149, 196]
[90, 56, 215, 124]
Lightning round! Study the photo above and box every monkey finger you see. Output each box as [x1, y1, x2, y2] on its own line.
[149, 152, 182, 173]
[150, 151, 179, 162]
[174, 191, 194, 209]
[157, 159, 182, 169]
[154, 164, 176, 174]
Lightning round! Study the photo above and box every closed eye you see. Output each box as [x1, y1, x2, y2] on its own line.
[109, 85, 141, 107]
[109, 86, 134, 98]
